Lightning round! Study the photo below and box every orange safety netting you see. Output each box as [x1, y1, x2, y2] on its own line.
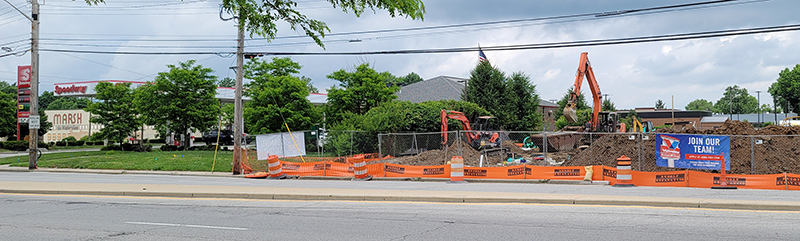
[242, 153, 800, 191]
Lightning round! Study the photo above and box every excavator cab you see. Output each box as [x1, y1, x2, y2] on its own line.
[473, 116, 500, 132]
[597, 112, 619, 133]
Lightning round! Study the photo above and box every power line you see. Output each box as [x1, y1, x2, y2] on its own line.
[38, 23, 800, 56]
[255, 0, 755, 41]
[58, 53, 152, 77]
[35, 0, 757, 43]
[44, 0, 207, 9]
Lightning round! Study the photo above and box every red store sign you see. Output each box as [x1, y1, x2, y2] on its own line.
[55, 85, 88, 94]
[18, 66, 31, 88]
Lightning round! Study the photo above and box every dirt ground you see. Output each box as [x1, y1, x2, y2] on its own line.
[380, 120, 800, 174]
[561, 120, 800, 174]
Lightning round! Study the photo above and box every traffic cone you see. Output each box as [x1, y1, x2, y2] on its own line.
[350, 155, 372, 181]
[449, 156, 466, 183]
[613, 155, 634, 187]
[267, 155, 287, 179]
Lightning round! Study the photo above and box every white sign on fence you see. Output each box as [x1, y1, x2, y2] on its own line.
[255, 132, 306, 160]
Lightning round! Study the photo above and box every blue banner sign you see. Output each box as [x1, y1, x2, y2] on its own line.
[656, 134, 730, 170]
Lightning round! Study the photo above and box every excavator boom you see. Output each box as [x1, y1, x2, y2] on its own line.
[563, 52, 602, 131]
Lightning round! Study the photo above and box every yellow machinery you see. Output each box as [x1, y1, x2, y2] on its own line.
[631, 118, 654, 132]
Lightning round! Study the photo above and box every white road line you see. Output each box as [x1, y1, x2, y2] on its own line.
[126, 221, 249, 231]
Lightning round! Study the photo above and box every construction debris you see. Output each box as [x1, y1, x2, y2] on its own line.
[379, 120, 800, 175]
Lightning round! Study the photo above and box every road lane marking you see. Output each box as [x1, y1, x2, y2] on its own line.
[126, 221, 248, 231]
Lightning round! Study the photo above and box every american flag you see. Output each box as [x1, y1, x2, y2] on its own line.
[478, 47, 487, 62]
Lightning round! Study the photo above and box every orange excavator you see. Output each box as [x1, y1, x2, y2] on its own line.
[563, 52, 618, 132]
[440, 110, 501, 150]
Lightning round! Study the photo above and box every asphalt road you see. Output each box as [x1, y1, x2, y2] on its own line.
[1, 193, 798, 241]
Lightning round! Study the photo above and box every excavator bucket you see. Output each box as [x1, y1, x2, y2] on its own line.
[563, 100, 579, 123]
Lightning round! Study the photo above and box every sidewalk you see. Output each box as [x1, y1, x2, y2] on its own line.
[3, 165, 800, 211]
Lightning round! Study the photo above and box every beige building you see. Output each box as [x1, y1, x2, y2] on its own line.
[44, 109, 159, 142]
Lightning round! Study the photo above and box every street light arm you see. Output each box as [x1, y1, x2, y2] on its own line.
[1, 0, 32, 22]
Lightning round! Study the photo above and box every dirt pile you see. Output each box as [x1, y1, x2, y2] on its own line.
[380, 140, 485, 166]
[562, 120, 800, 174]
[379, 140, 545, 167]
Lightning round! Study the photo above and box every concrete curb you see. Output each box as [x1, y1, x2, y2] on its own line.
[3, 187, 800, 211]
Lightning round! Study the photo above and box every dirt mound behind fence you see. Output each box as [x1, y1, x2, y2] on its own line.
[562, 120, 800, 174]
[378, 120, 800, 175]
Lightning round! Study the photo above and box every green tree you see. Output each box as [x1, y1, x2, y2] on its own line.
[655, 99, 665, 109]
[135, 60, 220, 149]
[325, 63, 399, 124]
[84, 82, 140, 144]
[38, 90, 56, 110]
[301, 76, 319, 93]
[601, 98, 616, 111]
[685, 99, 716, 112]
[769, 64, 800, 115]
[502, 72, 542, 131]
[0, 82, 15, 94]
[463, 60, 507, 124]
[327, 100, 489, 156]
[47, 97, 91, 110]
[0, 90, 16, 138]
[243, 57, 320, 134]
[403, 72, 424, 85]
[714, 85, 758, 115]
[385, 72, 424, 86]
[217, 77, 235, 88]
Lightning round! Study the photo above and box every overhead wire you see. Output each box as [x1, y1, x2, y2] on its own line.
[37, 23, 800, 55]
[34, 0, 755, 43]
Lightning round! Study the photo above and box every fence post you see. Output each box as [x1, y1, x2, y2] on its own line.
[349, 131, 354, 157]
[378, 133, 383, 162]
[590, 133, 594, 165]
[543, 131, 548, 166]
[413, 132, 421, 163]
[750, 136, 755, 174]
[638, 133, 643, 172]
[457, 131, 463, 158]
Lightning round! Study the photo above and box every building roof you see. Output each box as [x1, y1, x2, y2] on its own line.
[701, 116, 729, 123]
[539, 99, 558, 108]
[396, 76, 467, 103]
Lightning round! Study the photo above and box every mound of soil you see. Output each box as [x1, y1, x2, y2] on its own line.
[562, 120, 800, 174]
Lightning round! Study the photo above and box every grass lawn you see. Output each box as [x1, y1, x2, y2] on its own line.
[1, 150, 234, 172]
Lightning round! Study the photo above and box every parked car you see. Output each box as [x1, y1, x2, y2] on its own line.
[202, 129, 253, 145]
[202, 129, 234, 145]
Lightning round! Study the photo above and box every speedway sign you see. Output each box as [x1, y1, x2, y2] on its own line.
[656, 134, 730, 170]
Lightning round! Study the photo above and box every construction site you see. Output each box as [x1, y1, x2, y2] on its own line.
[376, 52, 800, 175]
[376, 120, 800, 175]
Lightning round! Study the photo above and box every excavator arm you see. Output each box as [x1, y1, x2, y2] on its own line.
[563, 52, 602, 131]
[441, 110, 475, 146]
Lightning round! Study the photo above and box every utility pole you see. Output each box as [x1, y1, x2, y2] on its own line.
[232, 9, 244, 174]
[755, 90, 761, 125]
[28, 0, 40, 169]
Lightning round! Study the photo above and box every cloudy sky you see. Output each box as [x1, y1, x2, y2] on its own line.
[0, 0, 797, 110]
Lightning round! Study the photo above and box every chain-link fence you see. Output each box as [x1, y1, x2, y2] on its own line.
[246, 130, 381, 173]
[245, 130, 800, 175]
[376, 131, 800, 175]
